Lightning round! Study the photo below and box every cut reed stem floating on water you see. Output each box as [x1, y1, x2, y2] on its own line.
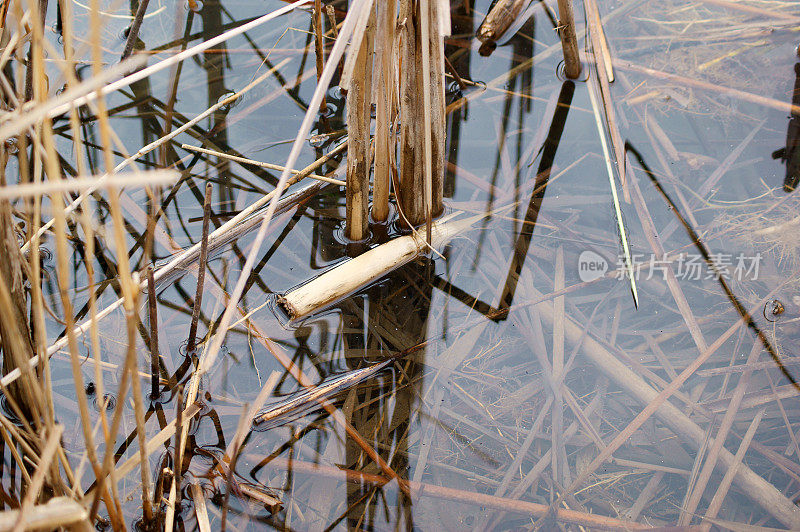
[278, 212, 479, 321]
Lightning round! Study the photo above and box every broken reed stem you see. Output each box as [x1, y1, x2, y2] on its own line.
[476, 0, 529, 44]
[314, 0, 326, 113]
[371, 0, 396, 223]
[556, 0, 581, 79]
[345, 6, 374, 241]
[187, 182, 212, 354]
[0, 497, 89, 531]
[279, 213, 476, 321]
[120, 0, 150, 60]
[147, 264, 159, 399]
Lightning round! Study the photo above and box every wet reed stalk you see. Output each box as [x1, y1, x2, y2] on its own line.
[187, 182, 212, 354]
[314, 0, 326, 113]
[556, 0, 581, 79]
[398, 0, 445, 228]
[371, 0, 396, 223]
[148, 265, 160, 398]
[345, 8, 373, 241]
[399, 0, 424, 226]
[173, 386, 185, 518]
[121, 0, 151, 60]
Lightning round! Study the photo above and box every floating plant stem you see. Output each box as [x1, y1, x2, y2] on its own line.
[279, 213, 481, 321]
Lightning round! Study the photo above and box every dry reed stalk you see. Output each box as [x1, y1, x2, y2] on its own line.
[614, 59, 800, 115]
[420, 0, 434, 242]
[585, 0, 626, 198]
[0, 497, 90, 531]
[430, 0, 447, 219]
[556, 0, 581, 79]
[396, 0, 444, 230]
[699, 0, 800, 22]
[314, 0, 326, 113]
[252, 363, 388, 426]
[190, 483, 211, 532]
[0, 156, 41, 420]
[19, 59, 289, 254]
[345, 6, 374, 241]
[398, 0, 424, 227]
[584, 0, 613, 81]
[0, 170, 178, 199]
[164, 387, 186, 532]
[551, 247, 567, 487]
[13, 423, 63, 529]
[187, 182, 212, 354]
[476, 0, 528, 44]
[278, 213, 477, 320]
[27, 178, 330, 386]
[180, 144, 346, 186]
[0, 0, 310, 135]
[371, 0, 396, 223]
